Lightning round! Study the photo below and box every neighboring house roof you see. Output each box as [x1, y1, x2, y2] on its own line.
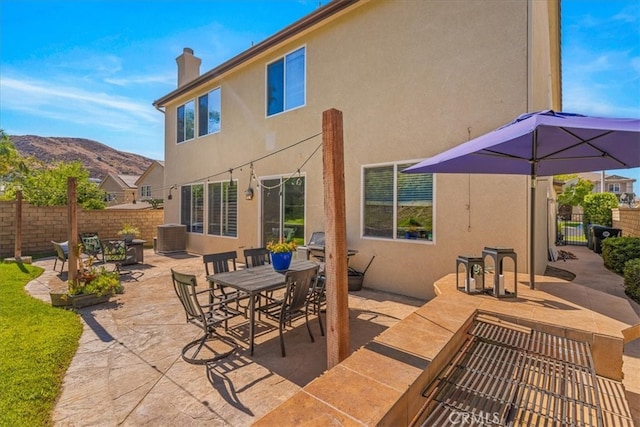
[118, 174, 140, 188]
[135, 160, 164, 187]
[152, 0, 359, 108]
[106, 202, 152, 210]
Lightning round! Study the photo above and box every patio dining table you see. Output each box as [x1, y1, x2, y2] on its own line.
[206, 259, 320, 355]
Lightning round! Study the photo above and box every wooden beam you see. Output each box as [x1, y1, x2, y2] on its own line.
[322, 108, 350, 368]
[68, 177, 78, 284]
[14, 190, 22, 259]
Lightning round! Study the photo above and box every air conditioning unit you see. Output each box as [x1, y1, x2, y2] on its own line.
[156, 224, 186, 254]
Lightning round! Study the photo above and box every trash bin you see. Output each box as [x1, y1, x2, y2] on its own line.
[591, 225, 622, 254]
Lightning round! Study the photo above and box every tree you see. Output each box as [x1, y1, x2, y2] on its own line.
[583, 192, 619, 227]
[0, 130, 30, 185]
[555, 174, 594, 207]
[20, 161, 106, 209]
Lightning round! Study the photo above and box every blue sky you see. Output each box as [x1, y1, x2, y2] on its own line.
[1, 0, 639, 183]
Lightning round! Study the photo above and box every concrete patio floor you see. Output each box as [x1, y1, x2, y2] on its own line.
[25, 244, 640, 426]
[27, 250, 425, 426]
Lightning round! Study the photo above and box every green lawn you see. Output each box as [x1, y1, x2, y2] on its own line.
[0, 263, 82, 427]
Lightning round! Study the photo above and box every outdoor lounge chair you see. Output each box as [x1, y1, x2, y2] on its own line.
[256, 265, 319, 357]
[171, 269, 237, 364]
[51, 240, 69, 272]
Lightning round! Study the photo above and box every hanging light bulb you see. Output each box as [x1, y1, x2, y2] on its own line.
[245, 163, 254, 200]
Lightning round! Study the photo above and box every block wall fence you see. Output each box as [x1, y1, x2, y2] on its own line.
[612, 207, 640, 238]
[0, 201, 164, 258]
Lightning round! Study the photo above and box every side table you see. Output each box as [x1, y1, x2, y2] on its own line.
[482, 246, 517, 298]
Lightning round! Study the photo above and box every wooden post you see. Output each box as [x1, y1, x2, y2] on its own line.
[68, 177, 78, 284]
[14, 190, 22, 259]
[322, 108, 350, 368]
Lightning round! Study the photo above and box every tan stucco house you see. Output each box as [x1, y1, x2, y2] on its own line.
[153, 0, 561, 299]
[99, 173, 140, 206]
[135, 160, 165, 205]
[578, 172, 636, 197]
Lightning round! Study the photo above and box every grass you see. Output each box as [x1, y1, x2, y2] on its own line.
[0, 263, 83, 427]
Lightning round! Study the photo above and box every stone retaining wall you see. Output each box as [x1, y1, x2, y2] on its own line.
[0, 201, 164, 258]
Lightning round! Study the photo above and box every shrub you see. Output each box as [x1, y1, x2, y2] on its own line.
[583, 192, 619, 227]
[602, 237, 640, 274]
[623, 258, 640, 302]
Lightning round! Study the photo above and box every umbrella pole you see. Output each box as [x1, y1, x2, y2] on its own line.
[530, 178, 536, 290]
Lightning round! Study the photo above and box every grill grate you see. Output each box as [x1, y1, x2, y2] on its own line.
[417, 319, 605, 426]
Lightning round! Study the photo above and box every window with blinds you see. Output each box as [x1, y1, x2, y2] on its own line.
[208, 181, 238, 237]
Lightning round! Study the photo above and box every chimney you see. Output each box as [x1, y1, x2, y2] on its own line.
[176, 47, 201, 87]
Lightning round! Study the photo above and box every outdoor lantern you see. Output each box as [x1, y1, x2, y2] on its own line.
[245, 186, 254, 200]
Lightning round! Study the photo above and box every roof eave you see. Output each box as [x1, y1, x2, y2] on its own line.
[152, 0, 360, 108]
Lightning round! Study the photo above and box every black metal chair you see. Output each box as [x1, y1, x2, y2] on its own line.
[101, 239, 140, 281]
[307, 273, 327, 336]
[203, 251, 248, 320]
[79, 232, 103, 262]
[257, 265, 319, 357]
[243, 247, 271, 268]
[171, 269, 237, 364]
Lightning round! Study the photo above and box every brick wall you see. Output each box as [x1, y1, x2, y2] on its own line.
[0, 201, 164, 258]
[612, 207, 640, 238]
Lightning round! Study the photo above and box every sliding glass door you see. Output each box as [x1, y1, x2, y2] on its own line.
[260, 177, 305, 246]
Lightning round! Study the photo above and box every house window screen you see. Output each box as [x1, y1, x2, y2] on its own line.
[363, 162, 433, 241]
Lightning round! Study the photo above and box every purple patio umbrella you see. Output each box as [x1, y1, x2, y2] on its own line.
[404, 110, 640, 289]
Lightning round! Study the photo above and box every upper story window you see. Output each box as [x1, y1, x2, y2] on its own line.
[363, 162, 434, 242]
[266, 47, 305, 116]
[208, 181, 237, 237]
[140, 185, 151, 198]
[608, 183, 621, 193]
[198, 88, 221, 136]
[177, 100, 195, 143]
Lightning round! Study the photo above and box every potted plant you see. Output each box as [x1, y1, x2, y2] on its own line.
[51, 245, 122, 308]
[403, 217, 422, 239]
[266, 240, 297, 271]
[117, 223, 140, 243]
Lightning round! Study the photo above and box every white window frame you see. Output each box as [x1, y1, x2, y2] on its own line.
[180, 183, 204, 234]
[177, 99, 195, 143]
[265, 46, 306, 117]
[361, 160, 435, 243]
[207, 180, 238, 238]
[140, 185, 151, 198]
[198, 87, 221, 137]
[608, 183, 621, 193]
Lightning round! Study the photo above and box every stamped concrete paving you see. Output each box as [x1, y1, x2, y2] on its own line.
[27, 251, 424, 426]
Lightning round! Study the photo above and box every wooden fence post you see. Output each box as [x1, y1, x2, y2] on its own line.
[322, 108, 350, 368]
[68, 177, 78, 284]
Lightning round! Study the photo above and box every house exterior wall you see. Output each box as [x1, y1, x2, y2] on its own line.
[137, 162, 165, 201]
[158, 0, 559, 299]
[99, 175, 137, 206]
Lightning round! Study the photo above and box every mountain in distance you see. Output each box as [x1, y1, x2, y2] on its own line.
[9, 135, 155, 180]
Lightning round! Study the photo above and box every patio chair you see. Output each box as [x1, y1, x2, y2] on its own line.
[243, 247, 271, 268]
[51, 240, 69, 272]
[308, 273, 327, 336]
[171, 269, 237, 364]
[79, 232, 103, 262]
[257, 265, 319, 357]
[101, 239, 139, 280]
[203, 251, 248, 320]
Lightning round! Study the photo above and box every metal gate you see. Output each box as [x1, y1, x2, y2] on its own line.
[556, 213, 587, 246]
